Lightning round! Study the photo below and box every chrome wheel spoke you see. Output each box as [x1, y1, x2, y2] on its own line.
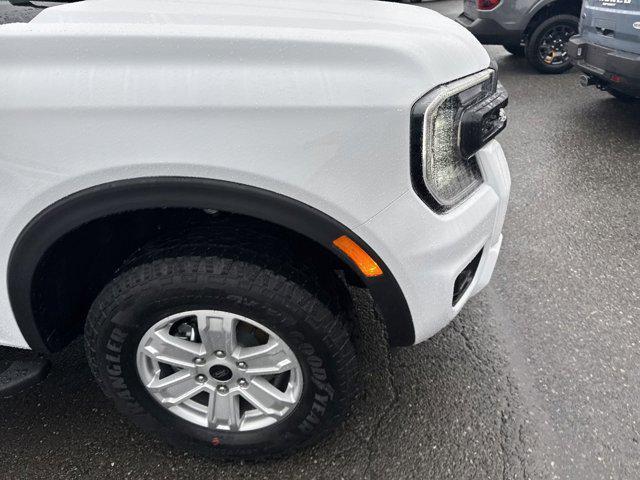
[196, 312, 237, 356]
[162, 384, 205, 407]
[207, 391, 240, 430]
[236, 339, 292, 375]
[146, 369, 193, 392]
[143, 328, 203, 368]
[146, 371, 203, 406]
[240, 377, 296, 417]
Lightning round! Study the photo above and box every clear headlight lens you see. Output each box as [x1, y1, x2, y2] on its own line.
[427, 95, 482, 206]
[411, 69, 499, 212]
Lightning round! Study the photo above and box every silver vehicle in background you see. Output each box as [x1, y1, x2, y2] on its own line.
[457, 0, 581, 73]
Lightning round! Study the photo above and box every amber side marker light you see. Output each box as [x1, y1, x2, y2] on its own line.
[332, 235, 383, 278]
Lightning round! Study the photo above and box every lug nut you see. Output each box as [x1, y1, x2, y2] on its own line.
[194, 357, 206, 366]
[214, 350, 226, 358]
[195, 374, 207, 383]
[238, 378, 248, 388]
[217, 385, 229, 394]
[237, 361, 247, 370]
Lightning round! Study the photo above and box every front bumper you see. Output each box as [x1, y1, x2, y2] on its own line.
[456, 13, 521, 45]
[356, 140, 510, 344]
[568, 36, 640, 97]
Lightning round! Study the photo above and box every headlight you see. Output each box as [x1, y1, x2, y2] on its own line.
[410, 69, 508, 212]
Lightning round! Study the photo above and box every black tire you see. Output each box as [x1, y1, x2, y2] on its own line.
[525, 15, 579, 74]
[503, 44, 525, 57]
[84, 238, 358, 460]
[608, 88, 637, 103]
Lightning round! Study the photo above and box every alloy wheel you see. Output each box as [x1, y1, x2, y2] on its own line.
[136, 310, 303, 432]
[537, 24, 576, 66]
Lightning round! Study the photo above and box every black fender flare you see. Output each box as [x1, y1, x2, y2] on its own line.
[8, 177, 415, 351]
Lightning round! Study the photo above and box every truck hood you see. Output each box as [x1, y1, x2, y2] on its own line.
[1, 0, 490, 111]
[33, 0, 479, 35]
[24, 0, 491, 90]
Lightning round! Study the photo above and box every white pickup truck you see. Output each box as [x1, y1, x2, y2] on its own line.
[0, 0, 510, 459]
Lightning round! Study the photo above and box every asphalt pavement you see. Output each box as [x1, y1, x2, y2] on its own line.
[0, 2, 639, 479]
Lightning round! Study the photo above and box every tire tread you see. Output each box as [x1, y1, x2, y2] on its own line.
[84, 227, 358, 460]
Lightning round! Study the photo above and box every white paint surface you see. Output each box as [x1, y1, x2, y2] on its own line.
[0, 0, 506, 348]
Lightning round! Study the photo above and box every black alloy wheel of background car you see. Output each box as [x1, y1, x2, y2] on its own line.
[526, 15, 579, 74]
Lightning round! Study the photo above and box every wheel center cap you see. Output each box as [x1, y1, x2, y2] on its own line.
[209, 364, 233, 382]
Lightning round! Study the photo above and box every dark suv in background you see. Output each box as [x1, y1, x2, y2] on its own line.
[568, 0, 640, 101]
[457, 0, 581, 73]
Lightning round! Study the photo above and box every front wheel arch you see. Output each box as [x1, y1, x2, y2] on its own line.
[8, 177, 415, 353]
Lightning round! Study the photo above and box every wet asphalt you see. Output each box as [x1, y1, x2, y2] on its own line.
[0, 1, 639, 479]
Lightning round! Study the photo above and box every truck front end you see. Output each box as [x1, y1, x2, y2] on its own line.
[357, 65, 510, 344]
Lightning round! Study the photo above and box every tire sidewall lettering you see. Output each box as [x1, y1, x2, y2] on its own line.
[86, 258, 356, 458]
